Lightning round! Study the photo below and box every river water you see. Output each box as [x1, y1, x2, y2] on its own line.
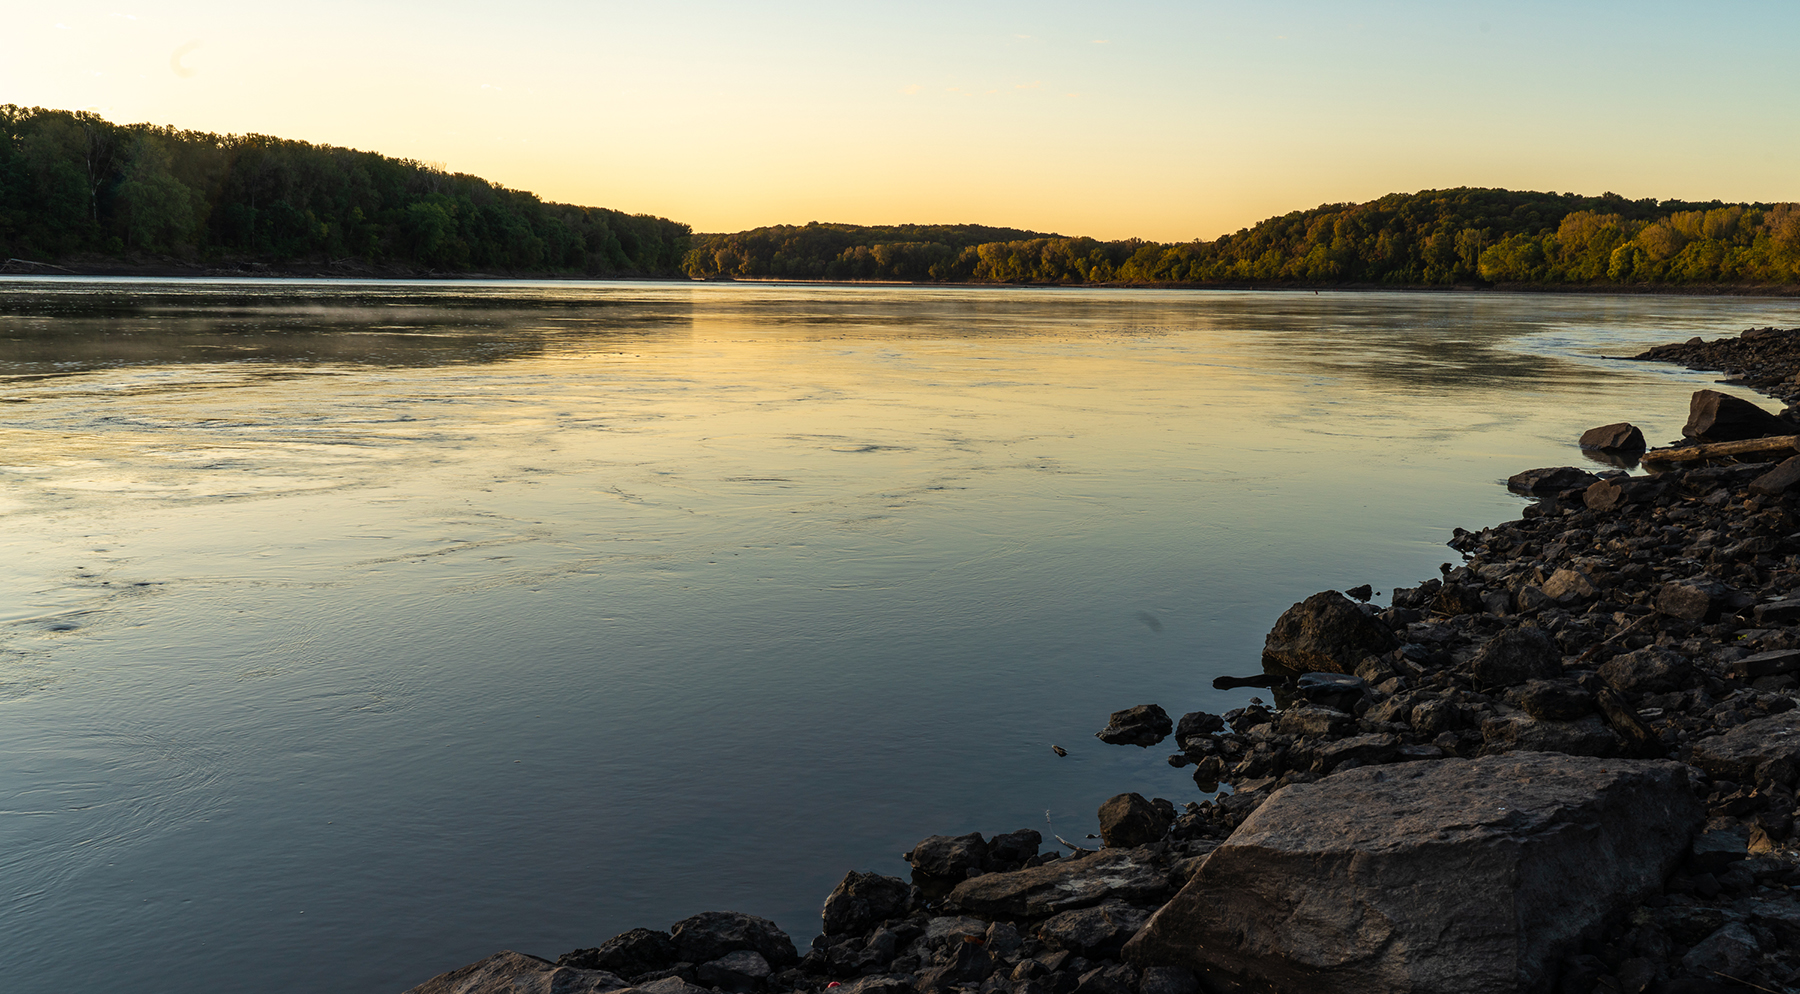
[0, 279, 1794, 992]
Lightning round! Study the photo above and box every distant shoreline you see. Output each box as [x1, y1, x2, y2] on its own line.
[6, 259, 1800, 297]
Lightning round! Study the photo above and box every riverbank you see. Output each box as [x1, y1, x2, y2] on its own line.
[405, 328, 1800, 993]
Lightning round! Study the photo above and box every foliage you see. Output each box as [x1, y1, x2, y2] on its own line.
[0, 105, 689, 274]
[683, 189, 1800, 287]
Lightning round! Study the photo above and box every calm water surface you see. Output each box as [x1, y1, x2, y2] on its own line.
[1, 280, 1795, 992]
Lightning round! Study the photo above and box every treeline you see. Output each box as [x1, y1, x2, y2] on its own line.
[0, 105, 689, 274]
[683, 189, 1800, 287]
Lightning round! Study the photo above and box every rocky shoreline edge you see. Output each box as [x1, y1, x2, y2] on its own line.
[408, 326, 1800, 994]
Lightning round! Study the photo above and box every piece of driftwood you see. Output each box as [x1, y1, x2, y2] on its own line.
[1640, 435, 1800, 464]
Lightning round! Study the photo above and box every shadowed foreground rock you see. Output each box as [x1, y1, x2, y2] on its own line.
[404, 950, 627, 994]
[1123, 754, 1702, 994]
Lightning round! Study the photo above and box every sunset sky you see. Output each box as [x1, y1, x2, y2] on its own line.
[5, 1, 1798, 241]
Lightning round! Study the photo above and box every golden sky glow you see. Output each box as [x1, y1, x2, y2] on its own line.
[7, 1, 1800, 241]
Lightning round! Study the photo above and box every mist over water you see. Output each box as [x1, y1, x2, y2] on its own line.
[0, 279, 1794, 993]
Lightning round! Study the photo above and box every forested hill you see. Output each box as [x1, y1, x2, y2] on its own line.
[0, 105, 690, 275]
[684, 189, 1800, 287]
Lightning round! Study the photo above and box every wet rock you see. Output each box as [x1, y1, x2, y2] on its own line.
[949, 847, 1172, 918]
[1507, 467, 1600, 494]
[1039, 903, 1152, 958]
[1097, 792, 1171, 848]
[1599, 647, 1692, 695]
[405, 951, 628, 994]
[670, 911, 798, 967]
[695, 951, 771, 993]
[558, 929, 680, 977]
[1480, 713, 1622, 757]
[1261, 590, 1399, 676]
[906, 833, 989, 880]
[1124, 755, 1702, 994]
[1516, 679, 1594, 721]
[986, 829, 1043, 868]
[1580, 422, 1646, 453]
[1468, 627, 1562, 688]
[822, 871, 912, 936]
[1096, 705, 1173, 748]
[1683, 389, 1792, 441]
[1690, 711, 1800, 783]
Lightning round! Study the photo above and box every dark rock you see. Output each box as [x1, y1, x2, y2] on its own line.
[1073, 964, 1137, 994]
[1727, 648, 1800, 680]
[822, 871, 912, 936]
[405, 951, 629, 994]
[1480, 713, 1622, 757]
[986, 829, 1043, 868]
[1594, 688, 1665, 758]
[1517, 679, 1594, 721]
[1173, 711, 1224, 749]
[1689, 826, 1751, 875]
[1276, 704, 1356, 738]
[1135, 966, 1198, 994]
[1410, 700, 1461, 738]
[1124, 755, 1703, 994]
[1468, 627, 1562, 688]
[835, 976, 917, 994]
[1690, 712, 1800, 783]
[1749, 454, 1800, 495]
[1541, 568, 1598, 604]
[1096, 705, 1173, 748]
[1599, 647, 1692, 695]
[1294, 672, 1367, 711]
[917, 940, 992, 992]
[558, 929, 679, 977]
[1679, 923, 1762, 980]
[1584, 479, 1628, 512]
[1507, 467, 1600, 494]
[1657, 582, 1721, 622]
[985, 921, 1023, 958]
[1580, 422, 1646, 453]
[1097, 792, 1171, 848]
[1754, 599, 1800, 625]
[1038, 903, 1152, 958]
[1684, 389, 1792, 441]
[1312, 732, 1399, 772]
[950, 847, 1173, 917]
[907, 833, 989, 880]
[694, 951, 771, 993]
[669, 911, 798, 967]
[1261, 590, 1399, 676]
[1344, 584, 1373, 602]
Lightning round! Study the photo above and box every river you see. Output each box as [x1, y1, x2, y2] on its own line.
[0, 279, 1793, 992]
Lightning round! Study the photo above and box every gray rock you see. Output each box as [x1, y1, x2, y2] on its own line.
[1755, 598, 1800, 625]
[917, 940, 992, 992]
[1599, 647, 1692, 695]
[405, 951, 629, 994]
[557, 929, 678, 976]
[1580, 422, 1646, 453]
[1689, 826, 1750, 875]
[1750, 455, 1800, 496]
[1096, 705, 1173, 748]
[985, 921, 1023, 958]
[1135, 966, 1198, 994]
[1276, 704, 1356, 738]
[669, 911, 797, 967]
[1261, 590, 1399, 676]
[1507, 467, 1599, 493]
[923, 915, 989, 942]
[1038, 903, 1152, 958]
[1728, 648, 1800, 680]
[1680, 923, 1763, 980]
[1684, 389, 1792, 441]
[1480, 713, 1622, 757]
[822, 870, 912, 936]
[1123, 754, 1702, 994]
[1657, 582, 1720, 622]
[1097, 792, 1170, 848]
[950, 847, 1172, 918]
[1468, 628, 1562, 687]
[906, 833, 989, 880]
[1689, 711, 1800, 782]
[1747, 895, 1800, 946]
[694, 951, 770, 993]
[1312, 732, 1399, 772]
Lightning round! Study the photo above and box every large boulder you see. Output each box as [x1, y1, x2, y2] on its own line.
[669, 911, 797, 967]
[1123, 754, 1702, 994]
[1684, 389, 1793, 441]
[1261, 591, 1398, 676]
[822, 870, 912, 935]
[404, 951, 627, 994]
[1097, 792, 1171, 848]
[949, 847, 1172, 917]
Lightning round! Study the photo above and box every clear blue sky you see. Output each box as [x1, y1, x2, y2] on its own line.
[6, 1, 1798, 239]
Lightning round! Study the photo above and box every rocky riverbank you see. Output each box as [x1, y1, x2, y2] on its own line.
[407, 327, 1800, 994]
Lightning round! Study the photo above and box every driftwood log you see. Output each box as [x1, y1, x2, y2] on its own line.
[1641, 434, 1800, 465]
